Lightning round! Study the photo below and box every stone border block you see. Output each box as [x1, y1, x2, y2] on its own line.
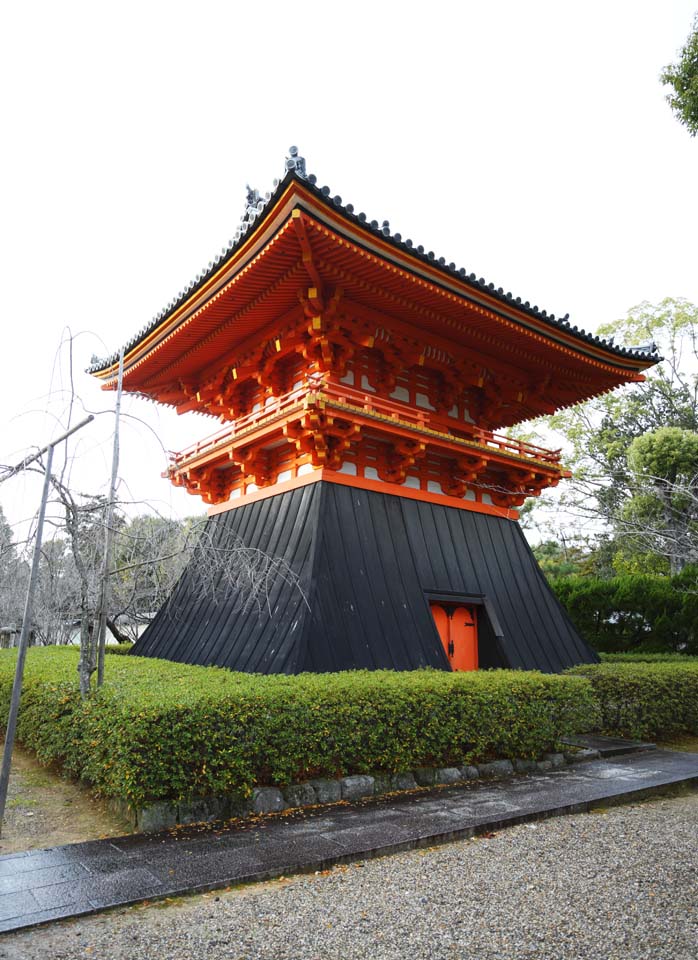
[435, 767, 462, 784]
[391, 772, 418, 791]
[340, 775, 375, 800]
[477, 760, 514, 779]
[458, 765, 480, 780]
[372, 773, 393, 795]
[137, 803, 179, 833]
[514, 759, 538, 774]
[309, 779, 342, 803]
[543, 752, 566, 768]
[414, 767, 436, 786]
[252, 787, 287, 814]
[283, 783, 317, 808]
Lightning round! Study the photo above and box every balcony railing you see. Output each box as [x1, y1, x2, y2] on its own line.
[169, 381, 562, 468]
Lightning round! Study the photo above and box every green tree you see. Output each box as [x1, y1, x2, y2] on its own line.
[661, 13, 698, 136]
[532, 539, 594, 579]
[623, 427, 698, 573]
[530, 299, 698, 573]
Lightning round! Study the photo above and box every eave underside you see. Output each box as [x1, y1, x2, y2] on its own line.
[94, 200, 653, 426]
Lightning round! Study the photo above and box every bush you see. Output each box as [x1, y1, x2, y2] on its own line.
[551, 568, 698, 653]
[599, 652, 698, 664]
[104, 643, 134, 656]
[0, 649, 597, 808]
[567, 661, 698, 739]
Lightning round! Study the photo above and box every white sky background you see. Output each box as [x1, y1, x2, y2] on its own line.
[1, 0, 696, 539]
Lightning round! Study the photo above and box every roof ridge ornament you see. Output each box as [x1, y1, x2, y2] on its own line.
[626, 339, 658, 355]
[285, 145, 306, 178]
[244, 184, 263, 219]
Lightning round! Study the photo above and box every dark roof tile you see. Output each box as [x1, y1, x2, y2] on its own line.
[88, 155, 660, 374]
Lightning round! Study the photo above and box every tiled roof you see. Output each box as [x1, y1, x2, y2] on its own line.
[88, 149, 659, 373]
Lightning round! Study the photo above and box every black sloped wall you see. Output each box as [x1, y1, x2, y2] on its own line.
[133, 481, 597, 673]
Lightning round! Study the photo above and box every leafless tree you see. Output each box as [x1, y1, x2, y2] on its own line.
[173, 525, 308, 618]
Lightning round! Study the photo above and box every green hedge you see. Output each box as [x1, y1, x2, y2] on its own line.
[104, 643, 135, 656]
[0, 649, 597, 808]
[551, 568, 698, 653]
[599, 652, 698, 664]
[567, 661, 698, 739]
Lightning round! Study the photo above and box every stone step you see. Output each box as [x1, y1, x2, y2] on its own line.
[562, 734, 657, 759]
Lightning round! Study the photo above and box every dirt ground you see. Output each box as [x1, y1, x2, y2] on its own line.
[0, 740, 132, 856]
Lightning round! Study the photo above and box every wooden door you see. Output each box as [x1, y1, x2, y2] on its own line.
[451, 606, 478, 671]
[430, 602, 478, 671]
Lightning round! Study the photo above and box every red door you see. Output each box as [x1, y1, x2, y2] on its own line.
[430, 603, 478, 671]
[451, 606, 478, 671]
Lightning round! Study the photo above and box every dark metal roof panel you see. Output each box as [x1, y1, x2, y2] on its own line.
[133, 481, 596, 674]
[133, 484, 318, 672]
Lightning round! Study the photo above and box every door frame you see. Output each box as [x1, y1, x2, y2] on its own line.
[424, 590, 505, 669]
[424, 590, 504, 643]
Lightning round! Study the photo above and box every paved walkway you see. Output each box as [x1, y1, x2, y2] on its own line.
[1, 747, 697, 934]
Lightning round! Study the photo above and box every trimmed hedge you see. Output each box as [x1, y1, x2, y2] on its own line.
[104, 643, 135, 656]
[551, 569, 698, 653]
[0, 649, 597, 808]
[599, 652, 698, 664]
[567, 661, 698, 740]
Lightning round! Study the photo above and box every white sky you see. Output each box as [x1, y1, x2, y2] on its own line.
[1, 0, 696, 536]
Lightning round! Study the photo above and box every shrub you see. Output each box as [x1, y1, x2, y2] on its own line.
[104, 643, 134, 656]
[567, 661, 698, 739]
[551, 568, 698, 653]
[599, 652, 698, 664]
[0, 649, 597, 808]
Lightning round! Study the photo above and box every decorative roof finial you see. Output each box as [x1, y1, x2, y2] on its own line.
[285, 145, 306, 178]
[244, 183, 261, 218]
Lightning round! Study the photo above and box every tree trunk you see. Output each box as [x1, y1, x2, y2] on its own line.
[77, 616, 95, 698]
[106, 616, 132, 646]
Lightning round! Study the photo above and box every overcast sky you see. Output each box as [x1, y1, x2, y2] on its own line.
[1, 0, 696, 535]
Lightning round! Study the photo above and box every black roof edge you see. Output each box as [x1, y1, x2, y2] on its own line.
[88, 161, 661, 375]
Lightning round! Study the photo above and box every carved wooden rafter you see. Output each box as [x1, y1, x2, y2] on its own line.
[283, 411, 361, 470]
[170, 463, 238, 505]
[377, 437, 426, 484]
[439, 454, 488, 498]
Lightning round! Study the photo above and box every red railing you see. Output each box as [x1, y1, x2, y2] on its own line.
[169, 381, 561, 467]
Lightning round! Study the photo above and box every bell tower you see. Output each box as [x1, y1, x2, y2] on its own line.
[90, 149, 658, 673]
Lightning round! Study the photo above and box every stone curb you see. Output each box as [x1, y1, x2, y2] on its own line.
[116, 746, 602, 832]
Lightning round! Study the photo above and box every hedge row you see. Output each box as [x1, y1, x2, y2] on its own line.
[104, 644, 135, 656]
[599, 652, 698, 664]
[567, 661, 698, 740]
[0, 649, 596, 808]
[551, 569, 698, 653]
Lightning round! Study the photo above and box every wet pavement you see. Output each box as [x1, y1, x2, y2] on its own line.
[562, 733, 657, 758]
[0, 747, 697, 934]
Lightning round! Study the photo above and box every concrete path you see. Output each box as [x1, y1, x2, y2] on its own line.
[1, 748, 697, 934]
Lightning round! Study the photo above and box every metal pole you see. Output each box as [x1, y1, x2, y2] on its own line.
[96, 347, 124, 686]
[0, 416, 93, 835]
[0, 416, 94, 484]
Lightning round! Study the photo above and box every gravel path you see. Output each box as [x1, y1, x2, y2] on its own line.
[2, 791, 697, 960]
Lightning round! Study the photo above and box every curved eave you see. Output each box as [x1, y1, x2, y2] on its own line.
[91, 174, 659, 391]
